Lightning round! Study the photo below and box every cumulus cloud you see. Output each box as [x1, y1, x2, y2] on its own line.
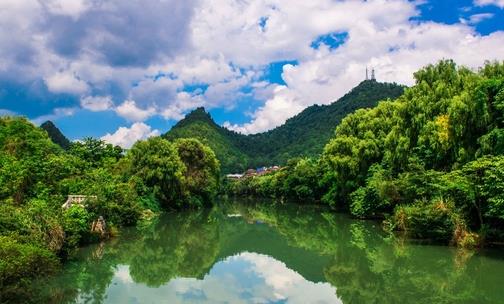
[115, 100, 156, 121]
[42, 0, 197, 67]
[163, 54, 241, 85]
[474, 0, 504, 8]
[43, 0, 91, 19]
[0, 0, 503, 136]
[44, 72, 89, 95]
[460, 13, 495, 25]
[101, 122, 160, 148]
[221, 2, 504, 133]
[225, 84, 304, 134]
[161, 91, 206, 120]
[80, 95, 113, 112]
[128, 77, 181, 110]
[0, 0, 197, 120]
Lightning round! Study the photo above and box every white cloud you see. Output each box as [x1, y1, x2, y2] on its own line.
[115, 100, 156, 122]
[163, 54, 241, 85]
[225, 4, 504, 133]
[161, 91, 206, 120]
[237, 252, 342, 303]
[460, 13, 495, 25]
[474, 0, 504, 8]
[101, 122, 160, 148]
[203, 73, 255, 107]
[32, 107, 77, 125]
[1, 0, 504, 136]
[128, 77, 181, 109]
[80, 95, 113, 112]
[225, 84, 304, 134]
[43, 0, 91, 19]
[190, 0, 416, 66]
[44, 72, 89, 95]
[102, 252, 341, 304]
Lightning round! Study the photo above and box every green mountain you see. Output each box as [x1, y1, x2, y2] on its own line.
[164, 80, 405, 173]
[164, 108, 252, 173]
[40, 120, 71, 150]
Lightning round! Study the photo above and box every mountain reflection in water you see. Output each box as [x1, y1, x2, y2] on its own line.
[31, 199, 504, 304]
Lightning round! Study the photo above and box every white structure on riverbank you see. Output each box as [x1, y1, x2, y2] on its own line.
[62, 195, 97, 209]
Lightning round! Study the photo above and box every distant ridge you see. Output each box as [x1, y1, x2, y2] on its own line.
[164, 80, 405, 173]
[40, 120, 71, 150]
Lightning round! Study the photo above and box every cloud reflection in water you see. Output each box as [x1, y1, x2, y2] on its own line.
[105, 252, 342, 304]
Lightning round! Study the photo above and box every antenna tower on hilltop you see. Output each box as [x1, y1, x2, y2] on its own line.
[371, 68, 376, 80]
[366, 67, 369, 80]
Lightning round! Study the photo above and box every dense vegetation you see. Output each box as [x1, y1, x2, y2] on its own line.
[165, 109, 251, 173]
[164, 80, 404, 173]
[0, 117, 219, 300]
[227, 60, 504, 247]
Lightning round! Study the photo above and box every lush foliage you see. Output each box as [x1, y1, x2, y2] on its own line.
[228, 60, 504, 246]
[175, 138, 220, 206]
[0, 236, 60, 300]
[226, 158, 322, 203]
[0, 117, 220, 297]
[164, 80, 404, 173]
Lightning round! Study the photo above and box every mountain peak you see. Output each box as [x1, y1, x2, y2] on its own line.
[173, 107, 217, 130]
[40, 120, 57, 129]
[40, 120, 71, 150]
[187, 107, 209, 118]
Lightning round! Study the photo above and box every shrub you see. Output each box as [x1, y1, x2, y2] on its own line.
[349, 165, 395, 218]
[62, 206, 92, 251]
[389, 199, 459, 242]
[0, 236, 59, 299]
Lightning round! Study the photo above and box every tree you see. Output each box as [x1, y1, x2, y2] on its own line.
[174, 138, 220, 207]
[69, 138, 123, 168]
[126, 137, 185, 208]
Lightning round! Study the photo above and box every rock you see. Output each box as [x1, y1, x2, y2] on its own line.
[91, 216, 109, 239]
[140, 209, 157, 221]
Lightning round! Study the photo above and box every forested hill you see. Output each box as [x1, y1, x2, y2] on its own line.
[164, 80, 405, 173]
[244, 80, 405, 165]
[40, 120, 71, 150]
[164, 108, 252, 173]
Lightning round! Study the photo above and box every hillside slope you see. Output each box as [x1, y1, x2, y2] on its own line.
[164, 109, 251, 173]
[164, 80, 405, 173]
[244, 80, 405, 165]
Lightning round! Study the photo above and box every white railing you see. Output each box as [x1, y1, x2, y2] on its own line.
[62, 195, 97, 209]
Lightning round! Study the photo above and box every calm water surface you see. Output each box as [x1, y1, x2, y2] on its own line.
[35, 200, 504, 304]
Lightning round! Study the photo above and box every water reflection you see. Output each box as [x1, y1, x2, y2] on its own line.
[105, 253, 341, 304]
[30, 200, 504, 304]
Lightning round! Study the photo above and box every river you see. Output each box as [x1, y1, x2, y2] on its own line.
[32, 199, 504, 303]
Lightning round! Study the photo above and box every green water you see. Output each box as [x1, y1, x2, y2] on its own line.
[33, 200, 504, 304]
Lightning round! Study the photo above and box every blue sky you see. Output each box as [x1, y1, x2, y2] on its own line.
[0, 0, 503, 147]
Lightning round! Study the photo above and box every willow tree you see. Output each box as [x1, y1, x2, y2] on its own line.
[175, 138, 220, 207]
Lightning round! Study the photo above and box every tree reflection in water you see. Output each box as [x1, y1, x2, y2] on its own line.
[31, 200, 504, 304]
